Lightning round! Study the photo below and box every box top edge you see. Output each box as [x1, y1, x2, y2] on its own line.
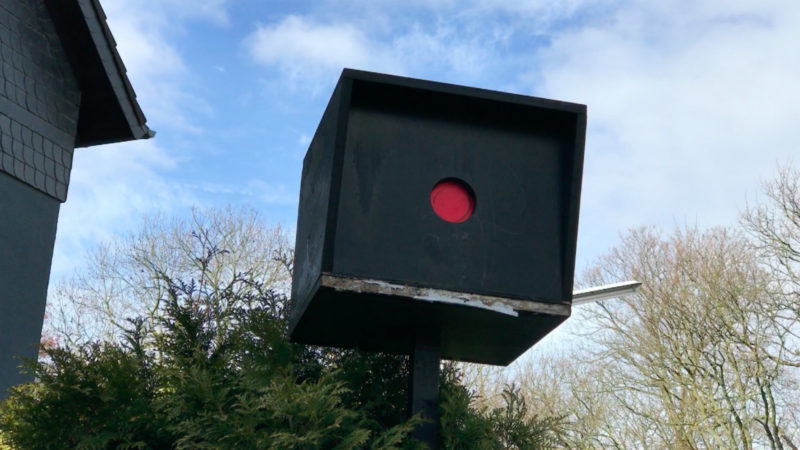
[340, 68, 587, 114]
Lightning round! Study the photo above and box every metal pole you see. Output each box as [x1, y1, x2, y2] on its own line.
[572, 280, 641, 305]
[409, 322, 441, 448]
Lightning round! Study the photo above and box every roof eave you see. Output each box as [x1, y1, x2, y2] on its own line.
[44, 0, 155, 148]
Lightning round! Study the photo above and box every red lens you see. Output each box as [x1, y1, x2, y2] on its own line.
[430, 178, 475, 223]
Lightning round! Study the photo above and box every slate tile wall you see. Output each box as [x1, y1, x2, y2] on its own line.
[0, 0, 81, 202]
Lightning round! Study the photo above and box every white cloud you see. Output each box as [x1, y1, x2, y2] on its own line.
[168, 0, 230, 25]
[242, 0, 621, 93]
[103, 0, 231, 27]
[49, 0, 231, 282]
[52, 140, 196, 281]
[528, 0, 800, 262]
[390, 22, 490, 78]
[248, 16, 372, 71]
[171, 180, 297, 206]
[247, 180, 298, 206]
[245, 15, 401, 89]
[100, 0, 218, 134]
[243, 14, 512, 91]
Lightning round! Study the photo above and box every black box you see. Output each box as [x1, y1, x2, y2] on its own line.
[290, 69, 586, 365]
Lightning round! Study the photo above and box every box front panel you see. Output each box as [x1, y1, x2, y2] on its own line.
[331, 82, 575, 303]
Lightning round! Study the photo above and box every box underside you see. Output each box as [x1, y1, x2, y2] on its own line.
[289, 273, 570, 366]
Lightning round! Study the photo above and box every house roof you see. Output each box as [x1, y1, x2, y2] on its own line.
[43, 0, 154, 147]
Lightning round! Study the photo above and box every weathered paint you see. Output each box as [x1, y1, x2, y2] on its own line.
[321, 274, 572, 318]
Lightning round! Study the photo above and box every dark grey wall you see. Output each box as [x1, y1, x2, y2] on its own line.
[0, 0, 80, 396]
[0, 0, 81, 202]
[0, 171, 60, 393]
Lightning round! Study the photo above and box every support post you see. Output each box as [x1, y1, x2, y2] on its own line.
[409, 322, 441, 448]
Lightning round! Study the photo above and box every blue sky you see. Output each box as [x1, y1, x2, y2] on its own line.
[51, 0, 800, 311]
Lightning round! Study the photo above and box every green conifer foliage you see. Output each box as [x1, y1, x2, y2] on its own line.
[1, 229, 562, 449]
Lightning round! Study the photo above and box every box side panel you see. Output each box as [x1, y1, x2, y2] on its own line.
[559, 110, 587, 302]
[289, 82, 342, 331]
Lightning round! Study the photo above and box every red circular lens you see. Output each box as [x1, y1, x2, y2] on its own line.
[430, 178, 475, 223]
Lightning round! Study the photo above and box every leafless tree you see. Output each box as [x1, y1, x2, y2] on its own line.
[44, 206, 293, 348]
[743, 165, 800, 368]
[461, 168, 800, 449]
[580, 226, 797, 449]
